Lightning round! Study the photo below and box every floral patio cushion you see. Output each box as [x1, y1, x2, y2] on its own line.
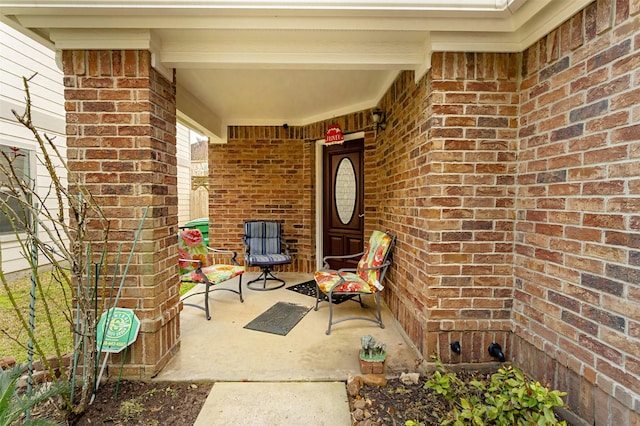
[315, 270, 373, 293]
[181, 264, 244, 285]
[314, 230, 393, 294]
[178, 229, 244, 284]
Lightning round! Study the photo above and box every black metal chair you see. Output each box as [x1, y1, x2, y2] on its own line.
[178, 229, 244, 320]
[242, 220, 292, 290]
[314, 230, 395, 334]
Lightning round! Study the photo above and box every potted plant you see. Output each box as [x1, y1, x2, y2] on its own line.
[359, 335, 386, 374]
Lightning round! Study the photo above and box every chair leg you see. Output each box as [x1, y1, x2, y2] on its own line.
[374, 292, 384, 329]
[323, 292, 384, 334]
[247, 267, 285, 291]
[314, 283, 321, 311]
[326, 291, 334, 335]
[204, 280, 211, 321]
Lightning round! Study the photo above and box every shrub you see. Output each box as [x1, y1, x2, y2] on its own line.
[423, 355, 567, 425]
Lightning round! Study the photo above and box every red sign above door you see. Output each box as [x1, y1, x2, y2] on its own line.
[325, 123, 344, 145]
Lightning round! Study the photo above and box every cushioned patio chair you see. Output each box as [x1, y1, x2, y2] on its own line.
[314, 230, 395, 335]
[242, 220, 292, 290]
[179, 229, 244, 320]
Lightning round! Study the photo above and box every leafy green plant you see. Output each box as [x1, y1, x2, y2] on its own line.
[423, 355, 467, 402]
[424, 355, 567, 425]
[0, 364, 68, 426]
[118, 399, 144, 421]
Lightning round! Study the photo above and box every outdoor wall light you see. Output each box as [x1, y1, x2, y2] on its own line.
[371, 107, 387, 131]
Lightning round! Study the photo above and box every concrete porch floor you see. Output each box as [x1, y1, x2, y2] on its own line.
[154, 272, 426, 425]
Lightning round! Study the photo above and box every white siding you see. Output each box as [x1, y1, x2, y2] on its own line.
[0, 21, 67, 274]
[176, 122, 191, 226]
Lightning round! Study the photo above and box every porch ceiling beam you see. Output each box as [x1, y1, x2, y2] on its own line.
[177, 84, 224, 142]
[159, 42, 427, 70]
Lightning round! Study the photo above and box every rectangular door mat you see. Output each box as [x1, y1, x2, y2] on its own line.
[243, 301, 311, 336]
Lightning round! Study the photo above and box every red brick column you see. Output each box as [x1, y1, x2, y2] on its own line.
[373, 58, 519, 365]
[62, 50, 180, 378]
[422, 52, 519, 363]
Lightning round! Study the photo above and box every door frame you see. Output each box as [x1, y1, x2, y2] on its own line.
[315, 131, 365, 270]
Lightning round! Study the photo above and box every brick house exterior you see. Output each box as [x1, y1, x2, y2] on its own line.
[206, 1, 639, 423]
[56, 0, 638, 422]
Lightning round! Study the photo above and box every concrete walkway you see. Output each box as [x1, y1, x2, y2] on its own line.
[154, 272, 425, 425]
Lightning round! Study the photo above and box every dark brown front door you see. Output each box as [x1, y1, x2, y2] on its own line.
[322, 138, 365, 269]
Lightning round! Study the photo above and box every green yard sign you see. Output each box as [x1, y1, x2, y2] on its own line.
[96, 307, 140, 353]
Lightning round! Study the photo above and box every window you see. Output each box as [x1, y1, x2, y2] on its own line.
[0, 145, 32, 234]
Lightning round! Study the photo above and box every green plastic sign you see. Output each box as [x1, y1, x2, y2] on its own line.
[96, 308, 140, 353]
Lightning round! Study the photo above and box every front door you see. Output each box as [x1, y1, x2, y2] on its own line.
[322, 138, 365, 269]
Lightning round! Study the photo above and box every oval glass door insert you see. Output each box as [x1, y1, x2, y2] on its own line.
[335, 157, 357, 225]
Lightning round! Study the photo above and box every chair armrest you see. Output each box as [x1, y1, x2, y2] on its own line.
[206, 247, 241, 266]
[179, 257, 203, 268]
[322, 251, 364, 269]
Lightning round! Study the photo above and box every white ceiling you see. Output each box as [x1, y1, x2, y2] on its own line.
[1, 0, 592, 141]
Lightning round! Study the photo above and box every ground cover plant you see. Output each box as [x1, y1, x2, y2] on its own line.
[350, 356, 568, 426]
[423, 356, 566, 425]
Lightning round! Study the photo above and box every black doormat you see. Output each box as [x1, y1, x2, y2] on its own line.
[243, 301, 311, 336]
[286, 280, 356, 305]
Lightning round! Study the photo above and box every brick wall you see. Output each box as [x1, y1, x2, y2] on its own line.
[209, 126, 315, 272]
[513, 0, 640, 423]
[210, 112, 378, 274]
[62, 50, 180, 378]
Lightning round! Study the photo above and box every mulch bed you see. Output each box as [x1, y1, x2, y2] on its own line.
[32, 381, 212, 425]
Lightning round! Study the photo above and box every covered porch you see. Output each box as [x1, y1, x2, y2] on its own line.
[2, 1, 639, 424]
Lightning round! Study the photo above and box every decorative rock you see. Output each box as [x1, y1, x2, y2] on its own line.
[353, 408, 365, 421]
[347, 374, 363, 396]
[362, 373, 387, 387]
[400, 372, 420, 385]
[0, 356, 16, 370]
[353, 399, 366, 410]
